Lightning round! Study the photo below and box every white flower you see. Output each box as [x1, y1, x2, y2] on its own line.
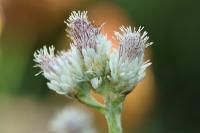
[109, 26, 153, 93]
[65, 11, 112, 79]
[50, 106, 96, 133]
[33, 11, 152, 97]
[33, 45, 85, 96]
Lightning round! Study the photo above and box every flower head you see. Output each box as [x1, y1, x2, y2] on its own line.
[34, 45, 85, 96]
[50, 106, 96, 133]
[65, 11, 112, 78]
[109, 26, 152, 93]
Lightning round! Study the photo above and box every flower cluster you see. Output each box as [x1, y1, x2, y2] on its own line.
[33, 11, 152, 97]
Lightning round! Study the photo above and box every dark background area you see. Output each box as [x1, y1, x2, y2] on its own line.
[115, 0, 200, 132]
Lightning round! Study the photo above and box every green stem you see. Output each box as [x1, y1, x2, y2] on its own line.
[75, 82, 124, 133]
[105, 108, 123, 133]
[74, 82, 106, 113]
[76, 93, 106, 113]
[104, 93, 124, 133]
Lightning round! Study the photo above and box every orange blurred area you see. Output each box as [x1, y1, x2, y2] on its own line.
[0, 1, 155, 133]
[0, 3, 4, 35]
[88, 2, 130, 48]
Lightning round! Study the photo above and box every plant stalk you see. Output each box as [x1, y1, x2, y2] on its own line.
[104, 93, 124, 133]
[105, 108, 123, 133]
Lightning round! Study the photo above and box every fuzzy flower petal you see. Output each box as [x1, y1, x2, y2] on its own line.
[65, 11, 101, 50]
[82, 34, 112, 77]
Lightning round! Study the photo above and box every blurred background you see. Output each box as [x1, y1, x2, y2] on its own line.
[0, 0, 199, 133]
